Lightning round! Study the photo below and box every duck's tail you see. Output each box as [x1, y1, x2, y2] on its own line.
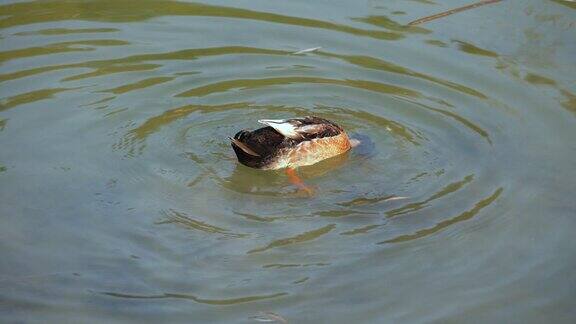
[349, 138, 361, 148]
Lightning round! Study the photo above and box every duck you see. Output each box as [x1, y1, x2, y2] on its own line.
[230, 116, 357, 194]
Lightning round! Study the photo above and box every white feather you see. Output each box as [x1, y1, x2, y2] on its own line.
[292, 47, 322, 55]
[258, 119, 300, 138]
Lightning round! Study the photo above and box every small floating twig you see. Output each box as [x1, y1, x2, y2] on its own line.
[407, 0, 502, 26]
[252, 311, 288, 323]
[383, 196, 409, 202]
[292, 46, 322, 55]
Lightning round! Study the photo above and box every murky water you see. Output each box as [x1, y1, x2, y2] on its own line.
[1, 0, 575, 322]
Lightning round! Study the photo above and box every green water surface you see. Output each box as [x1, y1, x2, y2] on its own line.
[1, 0, 575, 323]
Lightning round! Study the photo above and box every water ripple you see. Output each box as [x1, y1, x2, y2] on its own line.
[102, 291, 288, 305]
[381, 187, 504, 244]
[2, 0, 574, 322]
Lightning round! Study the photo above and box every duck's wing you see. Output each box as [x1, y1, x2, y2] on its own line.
[258, 117, 340, 139]
[257, 118, 302, 139]
[229, 137, 261, 156]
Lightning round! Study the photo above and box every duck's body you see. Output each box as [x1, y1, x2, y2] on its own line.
[230, 116, 352, 170]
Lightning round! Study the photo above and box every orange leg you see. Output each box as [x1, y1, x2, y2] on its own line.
[285, 168, 315, 196]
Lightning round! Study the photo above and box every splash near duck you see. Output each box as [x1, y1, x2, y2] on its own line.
[230, 116, 354, 195]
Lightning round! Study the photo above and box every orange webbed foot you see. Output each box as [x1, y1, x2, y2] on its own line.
[285, 168, 315, 197]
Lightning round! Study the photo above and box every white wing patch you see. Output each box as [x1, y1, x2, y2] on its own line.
[258, 119, 300, 138]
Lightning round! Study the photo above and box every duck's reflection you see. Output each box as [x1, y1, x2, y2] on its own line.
[223, 150, 352, 197]
[186, 133, 373, 197]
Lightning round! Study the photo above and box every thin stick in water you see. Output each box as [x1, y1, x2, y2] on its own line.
[407, 0, 502, 26]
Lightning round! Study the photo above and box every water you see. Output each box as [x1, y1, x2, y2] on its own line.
[1, 0, 575, 322]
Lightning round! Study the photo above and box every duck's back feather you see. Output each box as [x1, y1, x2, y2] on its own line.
[257, 116, 342, 139]
[231, 116, 350, 169]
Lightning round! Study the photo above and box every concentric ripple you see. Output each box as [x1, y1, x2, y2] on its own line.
[1, 0, 575, 323]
